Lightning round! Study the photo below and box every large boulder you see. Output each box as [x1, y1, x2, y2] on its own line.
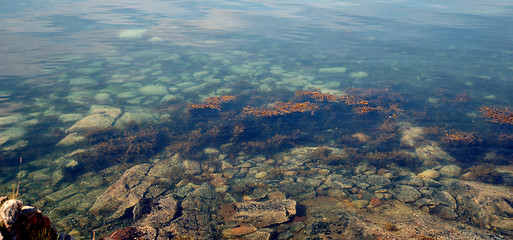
[89, 164, 153, 219]
[89, 154, 196, 220]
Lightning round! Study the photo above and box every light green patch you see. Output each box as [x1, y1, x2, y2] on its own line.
[350, 71, 369, 78]
[66, 90, 95, 104]
[160, 94, 183, 104]
[2, 140, 27, 151]
[2, 126, 27, 139]
[58, 114, 84, 122]
[193, 71, 209, 79]
[70, 77, 97, 86]
[229, 65, 253, 75]
[149, 36, 164, 42]
[94, 93, 111, 102]
[76, 68, 100, 74]
[0, 114, 25, 126]
[138, 85, 168, 96]
[319, 67, 347, 73]
[158, 53, 181, 61]
[118, 29, 148, 39]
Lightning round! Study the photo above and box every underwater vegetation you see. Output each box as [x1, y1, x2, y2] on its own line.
[188, 95, 237, 110]
[441, 130, 480, 145]
[72, 123, 168, 171]
[174, 89, 406, 162]
[243, 101, 320, 117]
[479, 106, 513, 125]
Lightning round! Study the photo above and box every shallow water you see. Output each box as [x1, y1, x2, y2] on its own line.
[1, 0, 513, 239]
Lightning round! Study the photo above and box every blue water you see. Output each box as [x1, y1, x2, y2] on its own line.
[2, 0, 513, 238]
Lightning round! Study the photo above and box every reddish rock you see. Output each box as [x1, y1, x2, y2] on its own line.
[103, 226, 156, 240]
[369, 198, 382, 208]
[210, 175, 228, 187]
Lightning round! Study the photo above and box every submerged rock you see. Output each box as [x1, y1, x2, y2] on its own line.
[66, 106, 122, 133]
[224, 198, 297, 228]
[442, 178, 513, 233]
[415, 141, 455, 164]
[392, 185, 422, 203]
[103, 226, 156, 240]
[164, 183, 218, 240]
[135, 194, 178, 228]
[300, 196, 505, 239]
[89, 164, 153, 219]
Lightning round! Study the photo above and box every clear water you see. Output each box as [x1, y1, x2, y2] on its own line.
[1, 0, 513, 238]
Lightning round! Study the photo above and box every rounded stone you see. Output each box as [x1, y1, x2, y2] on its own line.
[392, 185, 422, 203]
[417, 169, 441, 180]
[255, 172, 267, 179]
[439, 164, 462, 177]
[138, 85, 168, 96]
[94, 93, 111, 102]
[327, 189, 347, 199]
[352, 200, 369, 209]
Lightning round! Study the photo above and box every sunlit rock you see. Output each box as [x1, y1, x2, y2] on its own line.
[399, 123, 425, 147]
[58, 113, 84, 123]
[415, 141, 455, 164]
[417, 169, 441, 180]
[66, 106, 121, 133]
[439, 164, 462, 177]
[114, 109, 159, 128]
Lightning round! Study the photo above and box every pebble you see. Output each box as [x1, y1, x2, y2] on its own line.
[439, 164, 462, 177]
[352, 200, 369, 209]
[255, 172, 268, 179]
[327, 189, 347, 199]
[369, 198, 382, 208]
[417, 169, 441, 180]
[318, 169, 330, 175]
[431, 205, 458, 219]
[392, 185, 422, 203]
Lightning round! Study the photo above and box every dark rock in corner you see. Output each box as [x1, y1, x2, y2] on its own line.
[0, 197, 74, 240]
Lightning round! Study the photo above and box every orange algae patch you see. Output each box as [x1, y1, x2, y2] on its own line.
[479, 106, 513, 125]
[243, 101, 319, 117]
[188, 95, 236, 110]
[442, 130, 479, 145]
